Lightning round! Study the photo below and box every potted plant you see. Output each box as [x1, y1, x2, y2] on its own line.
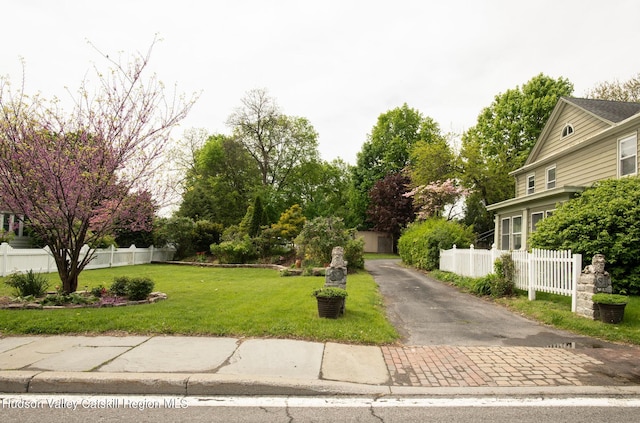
[592, 293, 628, 324]
[312, 287, 347, 319]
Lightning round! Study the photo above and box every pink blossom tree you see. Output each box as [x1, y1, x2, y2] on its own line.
[0, 41, 196, 293]
[403, 179, 468, 221]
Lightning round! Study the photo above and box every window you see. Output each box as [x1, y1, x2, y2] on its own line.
[562, 124, 574, 138]
[546, 210, 554, 218]
[500, 216, 523, 250]
[512, 216, 522, 250]
[527, 174, 535, 195]
[501, 218, 510, 250]
[1, 214, 23, 237]
[531, 212, 544, 232]
[619, 133, 637, 177]
[1, 214, 8, 234]
[546, 166, 556, 189]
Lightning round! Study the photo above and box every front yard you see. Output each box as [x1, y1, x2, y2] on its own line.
[0, 264, 399, 345]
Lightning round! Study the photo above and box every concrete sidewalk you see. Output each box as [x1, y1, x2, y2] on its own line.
[1, 335, 640, 397]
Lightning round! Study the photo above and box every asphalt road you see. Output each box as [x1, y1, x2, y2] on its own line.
[0, 396, 638, 423]
[366, 259, 611, 348]
[2, 395, 640, 423]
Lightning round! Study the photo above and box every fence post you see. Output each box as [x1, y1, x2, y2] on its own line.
[108, 245, 114, 267]
[149, 245, 155, 264]
[469, 244, 475, 277]
[571, 252, 581, 313]
[130, 244, 137, 265]
[490, 243, 500, 267]
[451, 245, 457, 275]
[528, 249, 536, 301]
[0, 242, 8, 277]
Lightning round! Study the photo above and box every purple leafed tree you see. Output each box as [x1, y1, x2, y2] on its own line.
[0, 41, 196, 293]
[366, 172, 415, 251]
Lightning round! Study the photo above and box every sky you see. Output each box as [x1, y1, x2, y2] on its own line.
[3, 0, 640, 164]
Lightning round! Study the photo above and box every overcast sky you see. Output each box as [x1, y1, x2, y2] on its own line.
[3, 0, 640, 164]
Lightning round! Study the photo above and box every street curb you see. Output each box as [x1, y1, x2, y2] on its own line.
[3, 371, 640, 397]
[29, 372, 191, 395]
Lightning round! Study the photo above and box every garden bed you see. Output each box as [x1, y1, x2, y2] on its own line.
[0, 291, 167, 310]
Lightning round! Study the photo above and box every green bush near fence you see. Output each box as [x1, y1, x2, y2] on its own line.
[398, 218, 474, 270]
[529, 177, 640, 295]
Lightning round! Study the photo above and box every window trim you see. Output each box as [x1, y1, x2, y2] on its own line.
[546, 165, 556, 189]
[526, 174, 535, 195]
[618, 132, 637, 177]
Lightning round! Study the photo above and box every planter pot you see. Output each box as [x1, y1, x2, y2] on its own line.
[316, 297, 344, 319]
[597, 303, 626, 324]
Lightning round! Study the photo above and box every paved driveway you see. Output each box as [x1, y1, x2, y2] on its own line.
[366, 259, 609, 348]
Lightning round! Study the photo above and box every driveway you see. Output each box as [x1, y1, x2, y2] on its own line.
[366, 259, 611, 348]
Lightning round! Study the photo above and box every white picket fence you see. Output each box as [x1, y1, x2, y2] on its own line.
[0, 243, 176, 277]
[439, 245, 582, 312]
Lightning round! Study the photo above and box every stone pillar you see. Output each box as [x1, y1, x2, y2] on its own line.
[576, 254, 612, 320]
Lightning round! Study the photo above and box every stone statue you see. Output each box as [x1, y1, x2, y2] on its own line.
[325, 246, 347, 314]
[325, 247, 347, 290]
[582, 254, 611, 292]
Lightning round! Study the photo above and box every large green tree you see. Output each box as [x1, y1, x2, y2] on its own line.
[281, 158, 352, 220]
[226, 88, 320, 190]
[408, 136, 456, 187]
[178, 134, 260, 226]
[460, 73, 574, 237]
[349, 103, 445, 228]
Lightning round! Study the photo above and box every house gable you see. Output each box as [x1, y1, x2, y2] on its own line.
[525, 97, 640, 165]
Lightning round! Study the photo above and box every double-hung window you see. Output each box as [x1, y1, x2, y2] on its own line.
[512, 216, 522, 250]
[501, 218, 510, 250]
[527, 174, 535, 195]
[501, 216, 522, 250]
[619, 133, 637, 177]
[546, 166, 556, 189]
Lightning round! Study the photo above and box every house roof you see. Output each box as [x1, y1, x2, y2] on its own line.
[564, 97, 640, 124]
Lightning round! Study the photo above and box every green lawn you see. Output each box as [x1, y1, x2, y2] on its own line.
[0, 264, 399, 345]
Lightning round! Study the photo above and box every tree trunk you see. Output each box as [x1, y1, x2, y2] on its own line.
[62, 273, 79, 294]
[52, 247, 81, 293]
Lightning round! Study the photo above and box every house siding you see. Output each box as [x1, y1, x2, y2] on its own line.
[534, 107, 610, 161]
[515, 129, 638, 197]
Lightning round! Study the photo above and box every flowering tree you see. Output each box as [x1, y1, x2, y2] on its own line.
[404, 179, 468, 221]
[0, 41, 196, 293]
